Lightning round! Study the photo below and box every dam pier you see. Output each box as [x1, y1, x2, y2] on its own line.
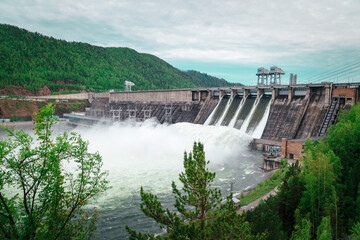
[58, 82, 360, 166]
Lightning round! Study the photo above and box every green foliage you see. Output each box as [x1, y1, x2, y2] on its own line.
[186, 70, 241, 88]
[245, 196, 285, 240]
[299, 141, 339, 236]
[240, 168, 286, 206]
[286, 104, 360, 238]
[0, 24, 235, 93]
[280, 158, 288, 169]
[290, 218, 312, 240]
[0, 104, 109, 239]
[9, 116, 32, 122]
[317, 216, 332, 240]
[243, 162, 304, 240]
[243, 104, 360, 239]
[277, 161, 305, 238]
[127, 142, 263, 240]
[351, 221, 360, 240]
[326, 104, 360, 229]
[173, 142, 221, 222]
[357, 184, 360, 222]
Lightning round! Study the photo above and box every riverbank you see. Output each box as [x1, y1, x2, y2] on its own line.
[236, 168, 286, 213]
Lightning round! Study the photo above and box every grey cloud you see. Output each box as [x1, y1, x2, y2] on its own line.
[0, 0, 359, 65]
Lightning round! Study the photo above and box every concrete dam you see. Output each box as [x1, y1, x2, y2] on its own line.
[64, 82, 359, 159]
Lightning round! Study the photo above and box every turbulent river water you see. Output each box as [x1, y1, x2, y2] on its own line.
[1, 120, 268, 239]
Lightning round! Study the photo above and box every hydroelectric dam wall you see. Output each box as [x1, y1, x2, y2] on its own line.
[65, 82, 359, 156]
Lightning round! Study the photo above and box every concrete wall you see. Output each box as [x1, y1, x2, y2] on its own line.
[106, 101, 201, 124]
[261, 95, 308, 141]
[39, 82, 358, 139]
[109, 90, 193, 103]
[251, 138, 282, 152]
[27, 93, 92, 100]
[294, 87, 328, 139]
[193, 97, 219, 124]
[261, 86, 334, 141]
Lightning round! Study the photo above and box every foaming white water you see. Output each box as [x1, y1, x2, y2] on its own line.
[228, 97, 245, 128]
[251, 99, 271, 138]
[204, 96, 222, 125]
[71, 120, 254, 207]
[239, 97, 258, 134]
[215, 97, 231, 126]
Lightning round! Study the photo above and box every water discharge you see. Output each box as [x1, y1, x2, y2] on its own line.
[206, 95, 229, 125]
[221, 95, 242, 126]
[246, 95, 271, 135]
[251, 97, 272, 139]
[1, 118, 269, 239]
[65, 120, 268, 239]
[215, 96, 232, 126]
[233, 96, 256, 129]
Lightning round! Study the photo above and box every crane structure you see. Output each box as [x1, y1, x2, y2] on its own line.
[256, 66, 285, 85]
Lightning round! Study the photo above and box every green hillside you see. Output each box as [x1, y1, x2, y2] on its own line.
[186, 70, 242, 87]
[0, 24, 237, 94]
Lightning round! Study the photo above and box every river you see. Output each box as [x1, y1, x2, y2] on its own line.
[1, 120, 267, 239]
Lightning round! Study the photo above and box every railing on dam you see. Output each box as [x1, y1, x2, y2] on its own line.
[109, 89, 193, 103]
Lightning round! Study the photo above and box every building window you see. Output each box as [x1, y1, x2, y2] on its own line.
[289, 154, 294, 159]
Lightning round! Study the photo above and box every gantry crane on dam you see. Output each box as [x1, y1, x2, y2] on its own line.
[256, 66, 285, 85]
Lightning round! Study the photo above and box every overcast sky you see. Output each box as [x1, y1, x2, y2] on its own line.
[1, 0, 360, 85]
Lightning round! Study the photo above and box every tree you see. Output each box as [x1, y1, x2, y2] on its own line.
[326, 104, 360, 231]
[351, 221, 360, 240]
[126, 142, 263, 240]
[298, 140, 339, 238]
[317, 216, 332, 240]
[245, 196, 285, 240]
[0, 104, 109, 239]
[290, 217, 312, 240]
[277, 161, 305, 238]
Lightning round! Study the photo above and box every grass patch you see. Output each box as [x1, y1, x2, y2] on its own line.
[240, 168, 287, 206]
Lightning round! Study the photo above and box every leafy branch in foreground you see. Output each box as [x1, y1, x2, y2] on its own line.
[0, 103, 109, 239]
[126, 142, 265, 240]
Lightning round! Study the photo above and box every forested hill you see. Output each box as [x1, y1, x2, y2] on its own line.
[0, 24, 238, 94]
[186, 70, 242, 87]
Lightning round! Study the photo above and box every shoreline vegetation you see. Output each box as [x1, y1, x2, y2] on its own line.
[0, 104, 109, 239]
[238, 168, 285, 207]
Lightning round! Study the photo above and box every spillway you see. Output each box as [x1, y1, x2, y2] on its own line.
[261, 96, 307, 141]
[206, 95, 230, 125]
[246, 96, 271, 135]
[221, 96, 242, 126]
[80, 81, 358, 142]
[233, 96, 256, 130]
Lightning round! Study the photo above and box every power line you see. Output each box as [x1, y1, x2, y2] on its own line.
[302, 60, 360, 82]
[307, 64, 360, 83]
[302, 62, 360, 84]
[294, 52, 360, 83]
